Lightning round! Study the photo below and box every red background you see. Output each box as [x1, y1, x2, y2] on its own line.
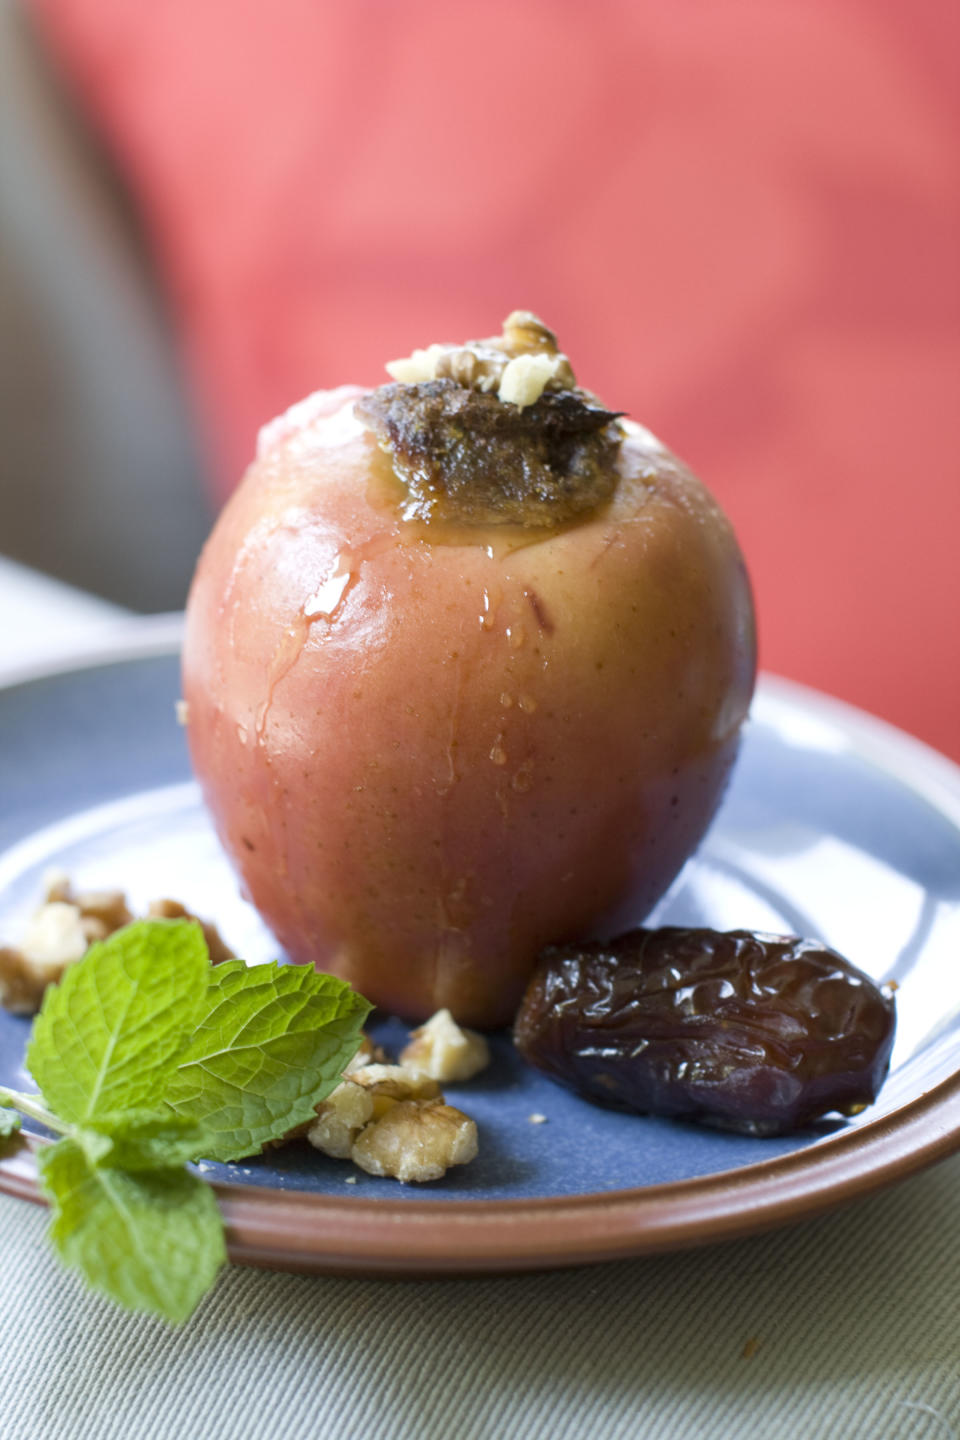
[32, 0, 960, 760]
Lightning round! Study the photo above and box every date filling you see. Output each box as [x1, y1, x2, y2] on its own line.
[355, 312, 623, 527]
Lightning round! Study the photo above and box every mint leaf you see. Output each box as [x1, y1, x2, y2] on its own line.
[82, 1111, 213, 1171]
[28, 921, 210, 1125]
[39, 1137, 225, 1325]
[163, 960, 371, 1161]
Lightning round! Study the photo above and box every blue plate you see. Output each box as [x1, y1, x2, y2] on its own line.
[2, 628, 959, 1270]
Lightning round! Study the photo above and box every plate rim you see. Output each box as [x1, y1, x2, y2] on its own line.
[2, 631, 960, 1274]
[4, 1070, 958, 1273]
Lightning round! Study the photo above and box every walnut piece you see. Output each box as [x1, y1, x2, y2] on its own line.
[0, 946, 56, 1015]
[1, 874, 238, 1014]
[42, 872, 132, 934]
[21, 901, 89, 967]
[498, 352, 571, 409]
[385, 311, 576, 410]
[500, 310, 561, 355]
[400, 1008, 490, 1083]
[304, 1042, 481, 1184]
[307, 1079, 376, 1159]
[73, 890, 134, 935]
[348, 1063, 441, 1119]
[0, 900, 88, 1014]
[350, 1098, 478, 1183]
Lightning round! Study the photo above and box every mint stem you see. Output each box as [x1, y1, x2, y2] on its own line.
[0, 1087, 68, 1135]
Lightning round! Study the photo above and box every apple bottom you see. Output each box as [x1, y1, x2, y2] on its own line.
[192, 700, 740, 1028]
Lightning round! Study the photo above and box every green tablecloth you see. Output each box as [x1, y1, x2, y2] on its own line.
[3, 1152, 958, 1440]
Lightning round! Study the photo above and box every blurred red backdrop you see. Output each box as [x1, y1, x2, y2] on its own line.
[31, 0, 960, 759]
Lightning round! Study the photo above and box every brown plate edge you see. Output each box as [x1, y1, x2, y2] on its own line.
[3, 1071, 959, 1277]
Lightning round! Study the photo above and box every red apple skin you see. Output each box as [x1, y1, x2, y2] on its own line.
[182, 388, 756, 1027]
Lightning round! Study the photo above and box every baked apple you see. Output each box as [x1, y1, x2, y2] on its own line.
[182, 314, 755, 1026]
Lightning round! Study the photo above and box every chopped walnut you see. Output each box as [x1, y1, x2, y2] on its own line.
[0, 875, 133, 1012]
[306, 1079, 376, 1159]
[0, 946, 55, 1015]
[21, 902, 89, 967]
[498, 352, 572, 409]
[1, 874, 239, 1015]
[74, 890, 134, 934]
[500, 310, 560, 355]
[0, 901, 89, 1014]
[305, 1046, 481, 1183]
[350, 1098, 478, 1183]
[385, 344, 448, 386]
[400, 1008, 490, 1083]
[147, 899, 235, 965]
[348, 1063, 441, 1119]
[42, 873, 132, 937]
[385, 311, 576, 410]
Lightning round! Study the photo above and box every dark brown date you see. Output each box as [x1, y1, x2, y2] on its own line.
[513, 928, 897, 1135]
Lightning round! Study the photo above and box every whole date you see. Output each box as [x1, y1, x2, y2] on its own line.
[513, 928, 897, 1135]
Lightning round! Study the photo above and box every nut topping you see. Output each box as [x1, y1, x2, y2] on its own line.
[400, 1007, 490, 1082]
[350, 1098, 478, 1183]
[1, 874, 236, 1015]
[307, 1079, 376, 1159]
[385, 310, 575, 407]
[305, 1012, 484, 1181]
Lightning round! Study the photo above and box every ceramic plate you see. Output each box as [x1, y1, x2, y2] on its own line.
[2, 625, 959, 1274]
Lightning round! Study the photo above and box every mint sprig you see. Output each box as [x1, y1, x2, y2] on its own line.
[0, 920, 371, 1323]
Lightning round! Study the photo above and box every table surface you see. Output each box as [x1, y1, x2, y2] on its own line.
[1, 558, 958, 1440]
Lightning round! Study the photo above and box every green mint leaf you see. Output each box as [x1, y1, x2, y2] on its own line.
[163, 960, 372, 1162]
[0, 1101, 21, 1154]
[82, 1111, 213, 1171]
[76, 1130, 114, 1166]
[38, 1137, 225, 1325]
[27, 920, 210, 1125]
